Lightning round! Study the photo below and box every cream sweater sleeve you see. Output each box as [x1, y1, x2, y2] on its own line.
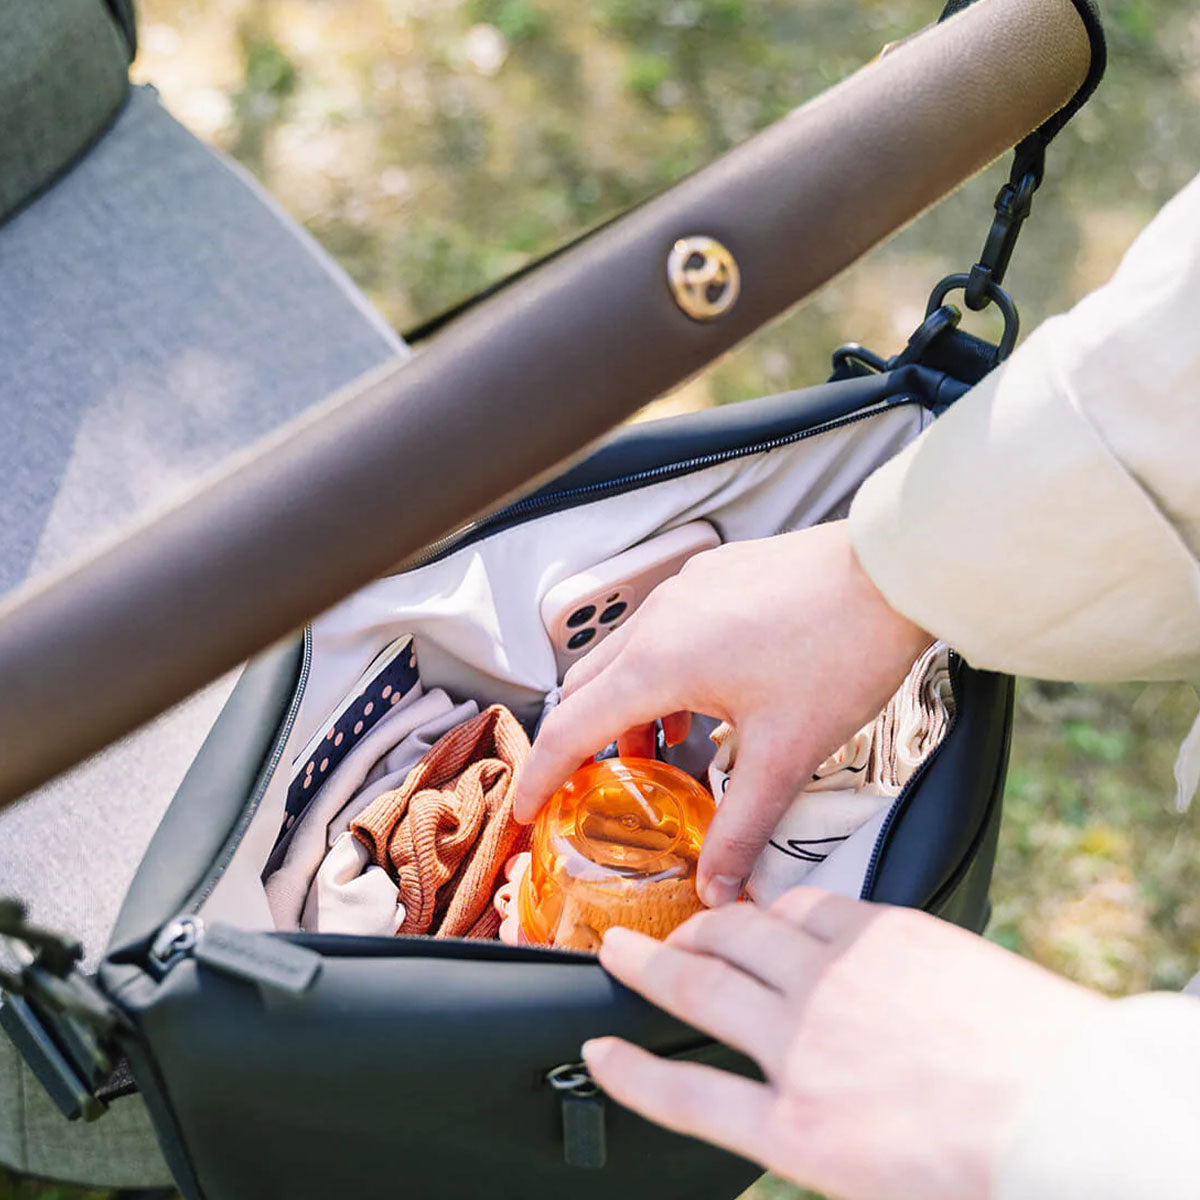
[849, 172, 1200, 1200]
[850, 169, 1200, 802]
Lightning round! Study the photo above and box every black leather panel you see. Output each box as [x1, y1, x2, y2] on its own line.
[107, 639, 304, 953]
[124, 953, 759, 1200]
[867, 660, 1014, 916]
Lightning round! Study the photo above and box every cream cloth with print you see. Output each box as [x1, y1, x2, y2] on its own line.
[709, 643, 954, 903]
[744, 785, 892, 905]
[868, 641, 953, 790]
[806, 727, 874, 793]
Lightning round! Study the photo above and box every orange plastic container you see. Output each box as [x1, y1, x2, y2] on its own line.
[517, 757, 715, 952]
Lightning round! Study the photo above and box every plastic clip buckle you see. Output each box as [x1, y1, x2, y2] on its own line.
[963, 170, 1038, 312]
[926, 273, 1019, 362]
[0, 898, 127, 1121]
[0, 993, 109, 1121]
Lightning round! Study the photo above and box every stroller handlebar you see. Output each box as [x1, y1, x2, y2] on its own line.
[0, 0, 1091, 807]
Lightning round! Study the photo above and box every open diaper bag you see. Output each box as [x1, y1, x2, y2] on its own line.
[0, 1, 1106, 1197]
[88, 355, 1017, 1200]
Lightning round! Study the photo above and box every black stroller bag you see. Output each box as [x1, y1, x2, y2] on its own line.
[95, 361, 1014, 1200]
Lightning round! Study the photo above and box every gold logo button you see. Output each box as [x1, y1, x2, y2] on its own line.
[667, 236, 741, 321]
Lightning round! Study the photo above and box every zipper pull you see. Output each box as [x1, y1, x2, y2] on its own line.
[546, 1061, 606, 1169]
[148, 916, 204, 977]
[148, 917, 321, 997]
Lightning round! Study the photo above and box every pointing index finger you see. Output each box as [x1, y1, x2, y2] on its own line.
[696, 721, 812, 905]
[514, 664, 679, 823]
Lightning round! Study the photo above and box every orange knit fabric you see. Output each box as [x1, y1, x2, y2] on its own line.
[351, 704, 532, 939]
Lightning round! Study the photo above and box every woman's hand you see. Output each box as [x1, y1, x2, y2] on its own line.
[584, 889, 1107, 1200]
[514, 520, 933, 906]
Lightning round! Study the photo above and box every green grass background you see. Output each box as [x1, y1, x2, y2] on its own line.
[5, 0, 1200, 1196]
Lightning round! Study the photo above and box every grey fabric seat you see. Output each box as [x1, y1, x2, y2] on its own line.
[0, 20, 407, 1185]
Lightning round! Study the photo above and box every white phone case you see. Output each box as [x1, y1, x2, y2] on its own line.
[539, 520, 721, 681]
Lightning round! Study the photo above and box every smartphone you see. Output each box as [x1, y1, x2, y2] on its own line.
[539, 520, 721, 682]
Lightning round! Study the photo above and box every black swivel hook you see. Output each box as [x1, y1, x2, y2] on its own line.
[963, 168, 1040, 313]
[832, 147, 1042, 379]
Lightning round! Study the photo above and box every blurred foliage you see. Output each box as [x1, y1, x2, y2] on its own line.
[0, 1177, 110, 1200]
[994, 680, 1200, 998]
[7, 0, 1200, 1197]
[129, 0, 1200, 405]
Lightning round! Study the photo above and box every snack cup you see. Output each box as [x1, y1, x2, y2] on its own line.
[518, 757, 714, 952]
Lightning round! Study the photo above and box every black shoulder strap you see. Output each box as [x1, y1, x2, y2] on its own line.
[925, 0, 1105, 324]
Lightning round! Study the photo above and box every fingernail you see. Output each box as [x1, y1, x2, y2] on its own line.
[599, 926, 634, 955]
[512, 788, 538, 825]
[581, 1038, 610, 1069]
[700, 875, 743, 907]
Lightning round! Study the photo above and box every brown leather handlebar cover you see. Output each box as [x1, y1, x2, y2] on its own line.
[0, 0, 1090, 806]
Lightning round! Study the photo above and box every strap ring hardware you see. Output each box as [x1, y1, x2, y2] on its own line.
[926, 273, 1019, 362]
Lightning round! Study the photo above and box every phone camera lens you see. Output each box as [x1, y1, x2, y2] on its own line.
[567, 627, 596, 651]
[599, 602, 627, 624]
[567, 605, 596, 628]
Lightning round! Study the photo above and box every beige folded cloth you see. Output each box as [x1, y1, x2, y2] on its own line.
[301, 832, 406, 937]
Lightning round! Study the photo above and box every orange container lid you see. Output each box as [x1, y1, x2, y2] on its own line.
[518, 757, 715, 952]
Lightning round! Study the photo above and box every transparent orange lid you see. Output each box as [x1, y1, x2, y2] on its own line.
[518, 757, 714, 952]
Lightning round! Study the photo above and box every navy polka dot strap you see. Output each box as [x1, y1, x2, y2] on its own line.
[279, 638, 420, 837]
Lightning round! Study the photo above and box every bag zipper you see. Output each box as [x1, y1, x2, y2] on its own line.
[146, 918, 581, 976]
[177, 627, 314, 917]
[409, 395, 920, 569]
[148, 916, 204, 976]
[148, 917, 321, 997]
[859, 651, 961, 899]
